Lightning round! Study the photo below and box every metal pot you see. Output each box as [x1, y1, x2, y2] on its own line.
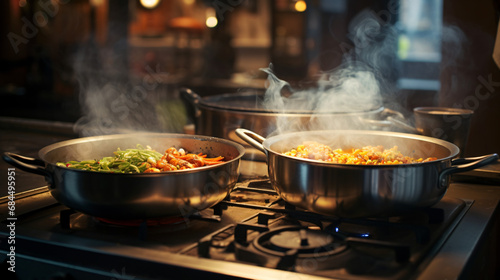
[236, 128, 498, 218]
[181, 88, 404, 161]
[3, 133, 245, 219]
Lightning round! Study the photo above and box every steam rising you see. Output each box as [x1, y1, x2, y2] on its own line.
[72, 42, 186, 137]
[261, 64, 383, 135]
[260, 9, 466, 137]
[261, 10, 395, 136]
[70, 7, 466, 140]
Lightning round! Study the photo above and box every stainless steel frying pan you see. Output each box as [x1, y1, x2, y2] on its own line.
[237, 128, 498, 218]
[3, 133, 245, 219]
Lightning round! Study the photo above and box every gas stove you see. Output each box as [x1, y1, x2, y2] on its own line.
[1, 172, 499, 280]
[0, 119, 499, 279]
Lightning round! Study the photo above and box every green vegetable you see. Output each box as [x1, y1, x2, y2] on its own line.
[57, 144, 163, 173]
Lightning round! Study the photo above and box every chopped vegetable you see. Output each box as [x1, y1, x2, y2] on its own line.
[283, 142, 437, 165]
[57, 145, 225, 173]
[57, 145, 163, 173]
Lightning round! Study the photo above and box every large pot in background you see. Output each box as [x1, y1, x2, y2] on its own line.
[181, 88, 403, 161]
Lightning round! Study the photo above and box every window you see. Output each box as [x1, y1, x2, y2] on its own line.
[396, 0, 443, 90]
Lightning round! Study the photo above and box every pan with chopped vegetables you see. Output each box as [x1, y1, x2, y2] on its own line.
[3, 133, 245, 219]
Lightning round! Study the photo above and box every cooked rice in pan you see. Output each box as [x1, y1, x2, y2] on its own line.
[283, 142, 436, 165]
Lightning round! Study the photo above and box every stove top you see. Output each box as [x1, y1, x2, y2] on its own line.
[183, 190, 469, 279]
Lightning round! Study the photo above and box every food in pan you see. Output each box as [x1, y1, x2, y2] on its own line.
[57, 145, 224, 173]
[144, 147, 224, 173]
[282, 142, 437, 165]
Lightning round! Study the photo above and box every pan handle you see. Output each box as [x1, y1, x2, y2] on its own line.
[450, 154, 498, 165]
[235, 129, 267, 154]
[180, 87, 201, 124]
[439, 153, 499, 186]
[2, 152, 53, 179]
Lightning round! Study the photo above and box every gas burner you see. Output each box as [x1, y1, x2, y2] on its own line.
[233, 223, 356, 271]
[58, 209, 192, 237]
[229, 211, 415, 275]
[254, 225, 347, 257]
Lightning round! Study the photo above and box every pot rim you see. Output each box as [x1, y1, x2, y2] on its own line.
[261, 129, 460, 167]
[38, 132, 246, 175]
[199, 92, 385, 115]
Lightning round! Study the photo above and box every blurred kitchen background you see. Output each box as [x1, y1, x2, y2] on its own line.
[1, 0, 499, 156]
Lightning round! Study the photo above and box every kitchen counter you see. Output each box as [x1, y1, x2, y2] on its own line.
[452, 160, 500, 185]
[0, 117, 77, 193]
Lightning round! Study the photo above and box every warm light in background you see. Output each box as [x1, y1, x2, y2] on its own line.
[140, 0, 161, 9]
[89, 0, 105, 7]
[205, 7, 217, 28]
[206, 17, 218, 28]
[294, 0, 307, 12]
